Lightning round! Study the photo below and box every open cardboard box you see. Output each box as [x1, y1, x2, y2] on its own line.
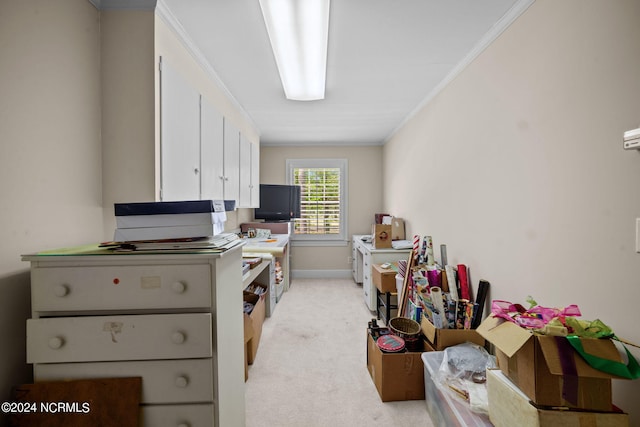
[477, 316, 629, 411]
[487, 369, 628, 427]
[244, 291, 266, 365]
[420, 313, 485, 351]
[366, 333, 425, 402]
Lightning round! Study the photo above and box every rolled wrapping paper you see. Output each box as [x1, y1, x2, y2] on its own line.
[397, 259, 407, 278]
[440, 244, 448, 267]
[439, 266, 449, 292]
[420, 239, 427, 264]
[413, 235, 420, 262]
[445, 265, 459, 301]
[430, 287, 446, 329]
[425, 236, 435, 266]
[464, 301, 476, 330]
[455, 299, 468, 329]
[457, 264, 470, 300]
[426, 265, 440, 288]
[446, 299, 457, 329]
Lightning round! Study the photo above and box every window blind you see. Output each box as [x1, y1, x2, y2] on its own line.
[292, 167, 341, 235]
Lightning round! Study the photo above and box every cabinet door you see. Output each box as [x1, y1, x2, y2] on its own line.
[223, 119, 240, 202]
[160, 58, 200, 201]
[201, 97, 224, 200]
[238, 134, 252, 208]
[250, 140, 260, 208]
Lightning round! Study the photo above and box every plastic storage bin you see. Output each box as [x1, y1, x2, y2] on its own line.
[421, 351, 493, 427]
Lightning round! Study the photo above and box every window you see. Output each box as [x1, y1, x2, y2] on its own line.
[286, 159, 348, 243]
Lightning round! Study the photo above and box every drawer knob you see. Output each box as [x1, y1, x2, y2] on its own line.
[171, 331, 186, 344]
[53, 284, 69, 297]
[175, 375, 189, 388]
[48, 336, 64, 349]
[171, 281, 186, 294]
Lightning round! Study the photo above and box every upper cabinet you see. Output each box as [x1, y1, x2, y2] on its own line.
[159, 57, 259, 205]
[239, 134, 260, 208]
[223, 119, 240, 203]
[159, 58, 201, 201]
[200, 97, 224, 201]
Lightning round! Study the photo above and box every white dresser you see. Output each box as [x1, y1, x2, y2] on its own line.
[351, 235, 412, 311]
[22, 244, 245, 427]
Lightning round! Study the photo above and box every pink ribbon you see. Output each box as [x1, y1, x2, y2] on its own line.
[491, 300, 581, 330]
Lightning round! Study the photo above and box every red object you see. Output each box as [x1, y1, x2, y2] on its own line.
[376, 334, 405, 353]
[457, 264, 470, 300]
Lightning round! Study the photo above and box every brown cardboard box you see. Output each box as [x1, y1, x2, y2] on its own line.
[390, 217, 405, 240]
[372, 224, 392, 249]
[244, 292, 266, 365]
[372, 263, 397, 293]
[366, 333, 425, 402]
[244, 312, 254, 381]
[477, 316, 625, 411]
[420, 313, 485, 351]
[487, 369, 628, 427]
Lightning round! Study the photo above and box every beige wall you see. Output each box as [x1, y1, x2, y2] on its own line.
[260, 145, 384, 274]
[0, 0, 102, 410]
[101, 10, 156, 238]
[383, 0, 640, 423]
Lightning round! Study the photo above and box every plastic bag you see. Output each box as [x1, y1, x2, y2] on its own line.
[434, 342, 497, 414]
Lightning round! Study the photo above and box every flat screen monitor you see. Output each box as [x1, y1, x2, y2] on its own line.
[254, 184, 301, 221]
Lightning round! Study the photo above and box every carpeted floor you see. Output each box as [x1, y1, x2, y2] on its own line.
[245, 278, 433, 427]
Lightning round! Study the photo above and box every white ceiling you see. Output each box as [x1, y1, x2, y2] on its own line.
[157, 0, 533, 146]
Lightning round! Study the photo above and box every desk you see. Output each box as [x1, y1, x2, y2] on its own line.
[242, 234, 290, 298]
[352, 235, 411, 311]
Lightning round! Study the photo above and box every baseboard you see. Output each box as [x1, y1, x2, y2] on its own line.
[291, 269, 352, 279]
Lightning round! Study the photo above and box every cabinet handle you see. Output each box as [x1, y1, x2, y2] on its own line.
[53, 284, 69, 297]
[171, 281, 186, 294]
[194, 168, 199, 175]
[224, 177, 229, 181]
[48, 336, 64, 350]
[171, 331, 186, 344]
[177, 423, 190, 427]
[175, 375, 189, 388]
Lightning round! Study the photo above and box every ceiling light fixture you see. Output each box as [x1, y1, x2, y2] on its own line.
[258, 0, 330, 101]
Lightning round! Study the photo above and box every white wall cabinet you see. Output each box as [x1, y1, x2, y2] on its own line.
[239, 134, 260, 208]
[201, 97, 225, 201]
[160, 56, 259, 205]
[23, 245, 246, 427]
[159, 58, 201, 201]
[223, 119, 240, 202]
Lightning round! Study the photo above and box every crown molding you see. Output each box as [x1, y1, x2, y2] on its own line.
[88, 0, 157, 10]
[382, 0, 536, 144]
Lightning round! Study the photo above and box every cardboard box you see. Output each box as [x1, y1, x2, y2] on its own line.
[372, 263, 397, 293]
[420, 313, 485, 351]
[372, 224, 392, 249]
[244, 312, 254, 381]
[244, 292, 266, 365]
[487, 369, 628, 427]
[477, 316, 624, 411]
[366, 333, 425, 402]
[390, 217, 405, 240]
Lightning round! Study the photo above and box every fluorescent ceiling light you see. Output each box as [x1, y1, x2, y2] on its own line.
[259, 0, 330, 101]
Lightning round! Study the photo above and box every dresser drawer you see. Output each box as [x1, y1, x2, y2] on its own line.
[31, 264, 212, 313]
[34, 358, 213, 404]
[141, 403, 214, 427]
[27, 313, 212, 363]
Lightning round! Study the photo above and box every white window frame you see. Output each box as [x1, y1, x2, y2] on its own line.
[286, 158, 348, 245]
